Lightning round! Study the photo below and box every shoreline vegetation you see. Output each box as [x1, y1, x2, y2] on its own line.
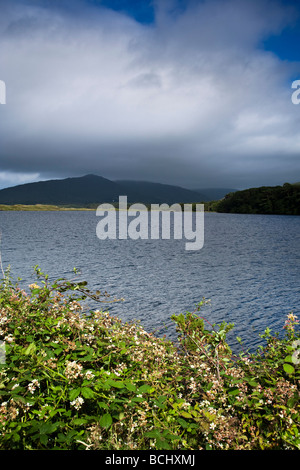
[0, 268, 299, 450]
[0, 204, 94, 211]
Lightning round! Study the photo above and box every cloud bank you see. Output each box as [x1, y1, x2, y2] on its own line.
[0, 0, 300, 189]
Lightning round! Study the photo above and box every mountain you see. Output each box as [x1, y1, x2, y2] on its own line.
[215, 183, 300, 215]
[0, 174, 124, 206]
[0, 174, 206, 206]
[192, 187, 238, 201]
[115, 180, 206, 204]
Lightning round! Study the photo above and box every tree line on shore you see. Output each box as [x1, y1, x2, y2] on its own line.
[205, 183, 300, 215]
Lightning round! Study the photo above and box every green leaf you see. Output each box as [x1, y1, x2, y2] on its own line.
[283, 363, 295, 375]
[69, 388, 81, 401]
[287, 396, 297, 408]
[39, 422, 58, 435]
[24, 343, 37, 356]
[125, 382, 137, 392]
[31, 288, 41, 296]
[247, 380, 259, 387]
[154, 396, 167, 409]
[156, 437, 171, 450]
[40, 434, 48, 446]
[180, 411, 192, 418]
[48, 408, 66, 419]
[137, 384, 151, 394]
[145, 430, 161, 439]
[206, 382, 214, 391]
[97, 401, 109, 410]
[107, 379, 125, 389]
[73, 418, 88, 426]
[81, 387, 94, 399]
[177, 417, 189, 428]
[99, 413, 112, 429]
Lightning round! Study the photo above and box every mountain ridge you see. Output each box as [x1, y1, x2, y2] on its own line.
[0, 174, 210, 206]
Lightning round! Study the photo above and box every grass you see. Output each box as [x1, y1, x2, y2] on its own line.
[0, 267, 299, 450]
[0, 204, 94, 211]
[0, 203, 217, 211]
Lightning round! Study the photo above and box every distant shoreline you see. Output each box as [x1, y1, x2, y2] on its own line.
[0, 203, 209, 212]
[0, 204, 94, 211]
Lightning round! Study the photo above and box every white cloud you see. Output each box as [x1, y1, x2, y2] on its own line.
[0, 0, 299, 189]
[0, 171, 42, 190]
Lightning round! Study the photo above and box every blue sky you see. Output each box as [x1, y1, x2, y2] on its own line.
[95, 0, 156, 24]
[102, 0, 300, 63]
[0, 0, 300, 190]
[263, 1, 300, 62]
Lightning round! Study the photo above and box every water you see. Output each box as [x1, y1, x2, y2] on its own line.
[0, 210, 299, 352]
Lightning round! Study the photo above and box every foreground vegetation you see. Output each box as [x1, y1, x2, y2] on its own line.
[0, 268, 299, 450]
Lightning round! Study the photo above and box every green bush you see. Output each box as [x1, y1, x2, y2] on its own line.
[0, 268, 299, 450]
[215, 183, 300, 215]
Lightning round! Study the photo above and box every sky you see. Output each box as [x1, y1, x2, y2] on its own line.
[0, 0, 300, 190]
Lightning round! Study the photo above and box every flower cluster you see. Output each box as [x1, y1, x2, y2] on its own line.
[70, 396, 84, 410]
[85, 370, 95, 381]
[0, 400, 19, 426]
[0, 272, 299, 451]
[284, 313, 299, 334]
[28, 379, 40, 394]
[28, 283, 40, 290]
[64, 360, 83, 381]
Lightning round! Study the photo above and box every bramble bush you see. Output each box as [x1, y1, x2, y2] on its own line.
[0, 267, 299, 450]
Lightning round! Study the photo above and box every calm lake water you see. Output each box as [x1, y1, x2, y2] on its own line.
[0, 210, 299, 352]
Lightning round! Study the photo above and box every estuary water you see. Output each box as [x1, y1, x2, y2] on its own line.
[0, 210, 299, 352]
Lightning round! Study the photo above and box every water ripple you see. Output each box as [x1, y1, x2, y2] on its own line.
[0, 210, 299, 352]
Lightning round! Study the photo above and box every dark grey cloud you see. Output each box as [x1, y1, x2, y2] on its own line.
[0, 0, 300, 190]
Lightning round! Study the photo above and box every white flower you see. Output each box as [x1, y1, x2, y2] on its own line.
[85, 370, 95, 380]
[4, 334, 14, 343]
[182, 401, 190, 409]
[65, 361, 83, 381]
[28, 379, 40, 394]
[70, 396, 84, 410]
